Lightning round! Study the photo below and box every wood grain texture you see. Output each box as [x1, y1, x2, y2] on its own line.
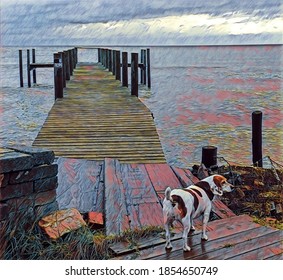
[56, 157, 104, 213]
[33, 63, 165, 163]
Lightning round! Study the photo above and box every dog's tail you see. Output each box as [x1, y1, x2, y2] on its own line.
[165, 187, 172, 201]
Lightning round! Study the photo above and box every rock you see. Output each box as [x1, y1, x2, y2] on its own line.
[38, 208, 86, 239]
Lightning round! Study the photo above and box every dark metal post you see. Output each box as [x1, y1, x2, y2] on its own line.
[252, 111, 263, 167]
[27, 49, 31, 88]
[147, 48, 151, 88]
[19, 50, 24, 87]
[122, 52, 128, 87]
[54, 53, 63, 99]
[201, 146, 218, 168]
[32, 48, 36, 84]
[115, 50, 121, 81]
[131, 52, 138, 97]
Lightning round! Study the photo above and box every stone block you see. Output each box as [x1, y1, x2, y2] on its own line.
[0, 174, 9, 188]
[0, 182, 34, 201]
[5, 195, 34, 212]
[0, 203, 9, 221]
[34, 177, 58, 193]
[9, 164, 58, 184]
[34, 189, 56, 206]
[5, 145, 55, 166]
[0, 152, 33, 173]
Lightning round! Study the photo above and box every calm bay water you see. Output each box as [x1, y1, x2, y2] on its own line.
[0, 45, 282, 167]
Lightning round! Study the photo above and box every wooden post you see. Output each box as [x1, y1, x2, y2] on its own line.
[19, 50, 23, 87]
[32, 48, 36, 84]
[147, 48, 151, 88]
[112, 50, 116, 75]
[201, 146, 217, 168]
[54, 53, 63, 99]
[122, 52, 128, 87]
[27, 49, 31, 88]
[131, 52, 138, 97]
[106, 48, 109, 69]
[115, 50, 121, 81]
[140, 49, 144, 84]
[98, 48, 101, 63]
[64, 50, 70, 81]
[108, 49, 112, 72]
[252, 111, 263, 167]
[69, 49, 73, 76]
[142, 49, 146, 85]
[74, 47, 78, 67]
[59, 52, 66, 88]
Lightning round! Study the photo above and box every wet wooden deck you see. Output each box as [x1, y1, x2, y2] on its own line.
[112, 214, 283, 260]
[33, 63, 165, 163]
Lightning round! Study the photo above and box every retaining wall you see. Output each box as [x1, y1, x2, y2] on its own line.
[0, 146, 58, 227]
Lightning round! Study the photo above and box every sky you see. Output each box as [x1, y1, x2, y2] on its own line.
[0, 0, 282, 46]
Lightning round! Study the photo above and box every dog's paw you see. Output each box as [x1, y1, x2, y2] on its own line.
[183, 245, 191, 252]
[201, 234, 208, 241]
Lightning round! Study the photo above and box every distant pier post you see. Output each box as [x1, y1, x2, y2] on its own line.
[64, 50, 70, 81]
[27, 49, 31, 88]
[201, 146, 218, 168]
[19, 50, 23, 87]
[142, 49, 147, 85]
[32, 48, 36, 84]
[115, 50, 121, 81]
[147, 48, 151, 88]
[252, 111, 263, 167]
[122, 52, 128, 87]
[112, 50, 116, 75]
[54, 53, 63, 99]
[131, 52, 138, 97]
[98, 48, 101, 63]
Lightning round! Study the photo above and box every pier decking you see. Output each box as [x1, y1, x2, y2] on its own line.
[33, 63, 165, 163]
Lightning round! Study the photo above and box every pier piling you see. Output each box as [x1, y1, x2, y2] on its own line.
[252, 110, 263, 167]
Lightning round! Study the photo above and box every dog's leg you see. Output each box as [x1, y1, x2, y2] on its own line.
[190, 218, 195, 231]
[164, 222, 173, 249]
[201, 211, 210, 240]
[182, 218, 191, 251]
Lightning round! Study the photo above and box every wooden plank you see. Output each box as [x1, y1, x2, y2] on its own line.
[170, 166, 199, 186]
[114, 214, 256, 260]
[104, 159, 164, 235]
[227, 236, 283, 260]
[189, 226, 279, 260]
[265, 253, 283, 260]
[56, 157, 104, 213]
[104, 158, 129, 235]
[144, 163, 183, 200]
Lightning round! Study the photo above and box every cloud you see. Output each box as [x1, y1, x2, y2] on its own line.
[1, 0, 282, 45]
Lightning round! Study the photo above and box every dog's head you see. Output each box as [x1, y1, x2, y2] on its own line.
[204, 175, 233, 196]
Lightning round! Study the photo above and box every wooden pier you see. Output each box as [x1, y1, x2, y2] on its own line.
[33, 62, 165, 163]
[28, 47, 281, 260]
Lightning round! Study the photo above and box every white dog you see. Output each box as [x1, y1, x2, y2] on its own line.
[163, 175, 233, 251]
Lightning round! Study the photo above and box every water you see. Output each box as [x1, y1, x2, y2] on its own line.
[1, 45, 282, 167]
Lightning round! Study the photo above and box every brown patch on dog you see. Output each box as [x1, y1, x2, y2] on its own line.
[182, 189, 199, 211]
[171, 194, 187, 218]
[213, 175, 226, 189]
[194, 181, 214, 200]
